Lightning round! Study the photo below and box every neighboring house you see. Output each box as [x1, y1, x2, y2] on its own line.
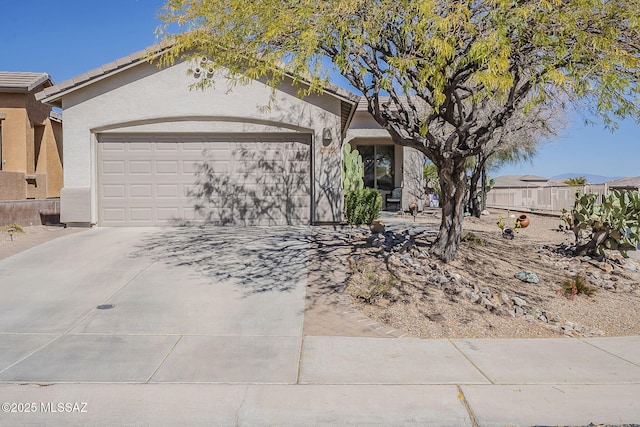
[345, 99, 426, 211]
[0, 72, 63, 200]
[606, 176, 640, 192]
[491, 175, 560, 189]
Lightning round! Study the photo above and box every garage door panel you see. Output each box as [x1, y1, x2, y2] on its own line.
[102, 184, 126, 198]
[102, 208, 126, 223]
[156, 184, 180, 198]
[102, 161, 125, 174]
[98, 134, 311, 226]
[129, 161, 152, 174]
[128, 142, 152, 152]
[156, 207, 180, 221]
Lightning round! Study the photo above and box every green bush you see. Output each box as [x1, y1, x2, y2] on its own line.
[345, 188, 382, 226]
[564, 190, 640, 257]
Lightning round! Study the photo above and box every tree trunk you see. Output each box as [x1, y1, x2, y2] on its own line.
[575, 229, 608, 257]
[468, 163, 482, 218]
[432, 156, 468, 262]
[480, 165, 488, 211]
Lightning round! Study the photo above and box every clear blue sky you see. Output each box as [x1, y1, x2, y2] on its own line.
[3, 1, 638, 179]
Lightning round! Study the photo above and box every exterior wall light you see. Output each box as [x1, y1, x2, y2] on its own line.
[322, 128, 332, 146]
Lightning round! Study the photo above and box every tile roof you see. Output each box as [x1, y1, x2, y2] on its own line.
[36, 42, 359, 108]
[36, 46, 157, 104]
[0, 72, 52, 93]
[607, 176, 640, 188]
[493, 175, 563, 188]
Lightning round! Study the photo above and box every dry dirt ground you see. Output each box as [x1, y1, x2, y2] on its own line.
[346, 209, 640, 339]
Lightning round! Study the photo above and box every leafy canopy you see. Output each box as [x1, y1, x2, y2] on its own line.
[157, 0, 640, 159]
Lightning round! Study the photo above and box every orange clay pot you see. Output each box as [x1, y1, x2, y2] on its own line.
[517, 214, 530, 228]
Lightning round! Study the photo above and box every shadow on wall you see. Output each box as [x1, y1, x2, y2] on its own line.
[182, 139, 311, 226]
[133, 225, 354, 296]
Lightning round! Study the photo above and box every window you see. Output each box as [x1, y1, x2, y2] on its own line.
[358, 145, 395, 191]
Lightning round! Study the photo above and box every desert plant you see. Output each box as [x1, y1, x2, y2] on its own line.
[345, 188, 382, 226]
[348, 261, 399, 304]
[4, 224, 24, 233]
[497, 215, 521, 238]
[342, 144, 364, 194]
[565, 190, 640, 258]
[557, 274, 595, 300]
[461, 232, 484, 246]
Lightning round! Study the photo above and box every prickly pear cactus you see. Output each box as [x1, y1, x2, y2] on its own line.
[569, 190, 640, 258]
[342, 144, 364, 193]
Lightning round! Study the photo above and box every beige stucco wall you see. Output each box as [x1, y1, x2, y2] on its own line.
[0, 90, 63, 200]
[0, 94, 28, 174]
[58, 59, 344, 224]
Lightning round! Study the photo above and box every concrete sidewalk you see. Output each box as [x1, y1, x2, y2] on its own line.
[0, 227, 638, 426]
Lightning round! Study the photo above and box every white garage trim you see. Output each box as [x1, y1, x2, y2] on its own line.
[97, 133, 312, 226]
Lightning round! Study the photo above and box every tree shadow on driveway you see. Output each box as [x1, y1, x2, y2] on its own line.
[134, 225, 354, 297]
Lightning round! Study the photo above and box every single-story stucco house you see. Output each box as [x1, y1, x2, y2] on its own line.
[36, 45, 424, 227]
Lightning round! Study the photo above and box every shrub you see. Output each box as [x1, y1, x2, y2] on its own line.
[4, 224, 24, 233]
[348, 261, 399, 304]
[461, 232, 484, 246]
[345, 188, 382, 226]
[557, 274, 595, 300]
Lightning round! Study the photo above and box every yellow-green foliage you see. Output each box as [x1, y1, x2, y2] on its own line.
[156, 0, 640, 126]
[4, 224, 24, 233]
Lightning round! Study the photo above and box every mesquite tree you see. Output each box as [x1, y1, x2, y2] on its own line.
[156, 0, 640, 262]
[467, 100, 566, 217]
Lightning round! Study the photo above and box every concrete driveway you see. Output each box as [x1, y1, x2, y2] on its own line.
[1, 226, 640, 426]
[0, 226, 311, 384]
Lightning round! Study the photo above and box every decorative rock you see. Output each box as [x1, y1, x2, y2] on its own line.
[435, 275, 449, 285]
[469, 293, 481, 304]
[523, 314, 536, 323]
[514, 270, 539, 284]
[603, 282, 615, 291]
[599, 262, 613, 273]
[512, 296, 528, 307]
[481, 297, 493, 309]
[370, 219, 385, 233]
[514, 306, 525, 316]
[500, 291, 511, 306]
[481, 210, 491, 216]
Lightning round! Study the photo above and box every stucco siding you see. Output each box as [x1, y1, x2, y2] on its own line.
[59, 59, 344, 224]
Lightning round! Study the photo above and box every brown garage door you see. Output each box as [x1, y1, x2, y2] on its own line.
[97, 133, 311, 226]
